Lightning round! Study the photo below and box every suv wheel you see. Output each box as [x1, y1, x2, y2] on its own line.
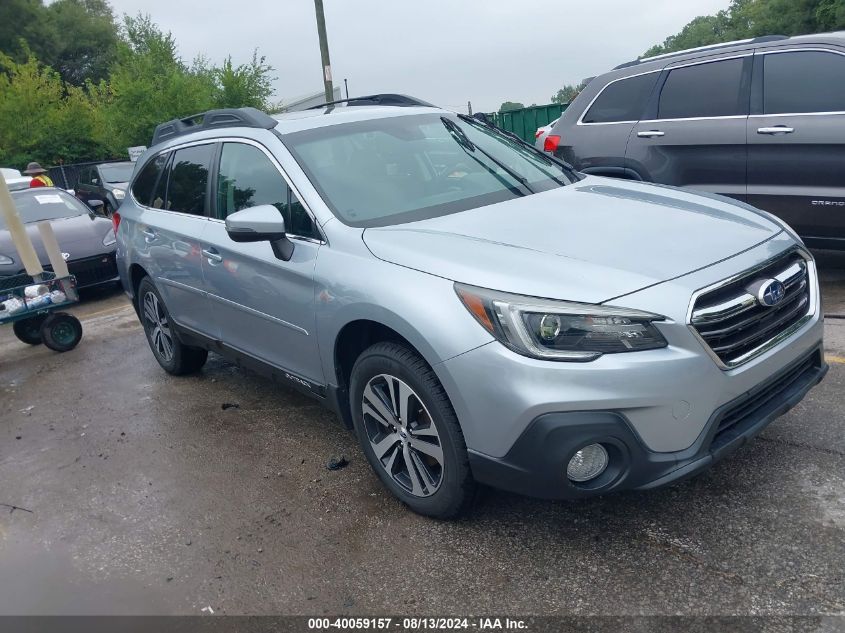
[349, 342, 476, 518]
[138, 277, 208, 375]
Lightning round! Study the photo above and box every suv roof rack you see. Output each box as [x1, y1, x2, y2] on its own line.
[151, 107, 277, 146]
[614, 35, 790, 69]
[307, 93, 435, 110]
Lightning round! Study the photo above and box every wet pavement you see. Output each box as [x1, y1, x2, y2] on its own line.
[0, 253, 844, 616]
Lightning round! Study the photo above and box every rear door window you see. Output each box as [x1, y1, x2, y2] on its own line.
[164, 144, 214, 216]
[582, 73, 658, 123]
[763, 51, 845, 114]
[658, 58, 745, 119]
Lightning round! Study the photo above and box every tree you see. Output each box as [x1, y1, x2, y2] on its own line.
[0, 54, 104, 167]
[645, 0, 845, 57]
[213, 51, 275, 110]
[101, 15, 217, 151]
[0, 0, 58, 67]
[46, 0, 120, 86]
[498, 101, 524, 112]
[551, 82, 587, 105]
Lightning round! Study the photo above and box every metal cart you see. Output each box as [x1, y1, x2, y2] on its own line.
[0, 272, 83, 352]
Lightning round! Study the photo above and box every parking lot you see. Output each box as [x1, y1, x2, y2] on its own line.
[0, 252, 843, 616]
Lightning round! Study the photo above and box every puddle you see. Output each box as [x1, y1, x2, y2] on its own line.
[0, 529, 176, 615]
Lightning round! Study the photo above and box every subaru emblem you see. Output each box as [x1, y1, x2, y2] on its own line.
[757, 279, 786, 307]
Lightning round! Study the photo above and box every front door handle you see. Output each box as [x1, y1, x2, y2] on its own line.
[202, 248, 223, 264]
[637, 130, 665, 138]
[757, 126, 795, 135]
[142, 228, 157, 243]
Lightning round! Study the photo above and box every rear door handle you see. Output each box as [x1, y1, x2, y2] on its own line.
[757, 126, 795, 135]
[637, 130, 665, 138]
[142, 228, 157, 243]
[202, 248, 223, 264]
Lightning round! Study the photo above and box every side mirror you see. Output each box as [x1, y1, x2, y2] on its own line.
[225, 205, 294, 261]
[87, 199, 106, 215]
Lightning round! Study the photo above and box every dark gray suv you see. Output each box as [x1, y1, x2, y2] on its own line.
[548, 32, 845, 249]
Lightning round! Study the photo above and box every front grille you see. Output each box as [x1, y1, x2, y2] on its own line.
[690, 251, 813, 367]
[44, 253, 117, 288]
[710, 349, 821, 450]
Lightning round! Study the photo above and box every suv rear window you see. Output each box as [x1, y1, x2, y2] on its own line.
[763, 51, 845, 114]
[582, 73, 658, 123]
[163, 144, 214, 216]
[658, 58, 745, 119]
[131, 153, 168, 206]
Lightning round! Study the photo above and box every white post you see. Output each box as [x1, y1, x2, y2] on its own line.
[0, 177, 42, 276]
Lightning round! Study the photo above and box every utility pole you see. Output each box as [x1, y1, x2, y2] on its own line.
[313, 0, 334, 104]
[467, 101, 473, 115]
[344, 78, 349, 99]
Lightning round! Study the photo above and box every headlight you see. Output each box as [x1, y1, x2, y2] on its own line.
[103, 230, 117, 246]
[112, 189, 125, 200]
[0, 253, 14, 265]
[455, 283, 667, 361]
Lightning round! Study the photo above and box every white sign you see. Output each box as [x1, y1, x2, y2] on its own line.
[34, 194, 63, 205]
[128, 146, 147, 162]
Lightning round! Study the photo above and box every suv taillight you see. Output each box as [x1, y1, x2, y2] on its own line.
[544, 134, 561, 153]
[112, 211, 121, 235]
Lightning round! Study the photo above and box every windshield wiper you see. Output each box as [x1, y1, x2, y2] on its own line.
[440, 117, 534, 194]
[456, 113, 578, 181]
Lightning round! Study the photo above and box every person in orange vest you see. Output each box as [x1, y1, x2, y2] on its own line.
[24, 162, 54, 188]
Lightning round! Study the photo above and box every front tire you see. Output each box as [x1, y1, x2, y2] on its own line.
[349, 342, 476, 519]
[137, 277, 207, 375]
[40, 312, 82, 352]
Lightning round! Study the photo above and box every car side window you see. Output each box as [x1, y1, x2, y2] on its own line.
[658, 58, 745, 119]
[78, 167, 92, 186]
[131, 152, 169, 207]
[164, 144, 214, 216]
[216, 142, 321, 240]
[582, 73, 659, 123]
[763, 51, 845, 114]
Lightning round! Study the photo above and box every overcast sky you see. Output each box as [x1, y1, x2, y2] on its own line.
[105, 0, 730, 112]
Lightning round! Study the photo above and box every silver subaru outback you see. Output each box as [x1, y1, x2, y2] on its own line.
[115, 96, 826, 518]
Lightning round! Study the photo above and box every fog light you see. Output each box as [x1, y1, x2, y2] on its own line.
[567, 444, 609, 482]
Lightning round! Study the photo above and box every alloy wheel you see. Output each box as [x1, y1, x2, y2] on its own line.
[361, 374, 444, 497]
[142, 291, 174, 362]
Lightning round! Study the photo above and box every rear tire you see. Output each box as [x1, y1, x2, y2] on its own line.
[349, 342, 476, 519]
[40, 312, 82, 352]
[137, 277, 207, 375]
[13, 315, 46, 345]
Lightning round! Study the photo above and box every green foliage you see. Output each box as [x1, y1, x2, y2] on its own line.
[645, 0, 845, 56]
[499, 101, 524, 113]
[0, 55, 102, 168]
[551, 82, 587, 105]
[0, 6, 277, 168]
[48, 0, 119, 86]
[214, 52, 276, 110]
[101, 15, 217, 152]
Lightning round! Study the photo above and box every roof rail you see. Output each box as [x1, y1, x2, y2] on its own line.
[151, 107, 277, 146]
[307, 93, 435, 110]
[614, 35, 789, 69]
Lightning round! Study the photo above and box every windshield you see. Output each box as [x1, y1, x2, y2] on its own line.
[283, 113, 578, 227]
[1, 190, 88, 229]
[99, 163, 134, 183]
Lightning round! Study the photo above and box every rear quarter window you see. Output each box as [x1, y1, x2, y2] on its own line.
[581, 72, 659, 123]
[131, 153, 169, 206]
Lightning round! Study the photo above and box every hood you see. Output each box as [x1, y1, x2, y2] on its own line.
[0, 213, 115, 270]
[362, 177, 781, 303]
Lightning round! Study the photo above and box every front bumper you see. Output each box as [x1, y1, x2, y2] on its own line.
[468, 347, 827, 499]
